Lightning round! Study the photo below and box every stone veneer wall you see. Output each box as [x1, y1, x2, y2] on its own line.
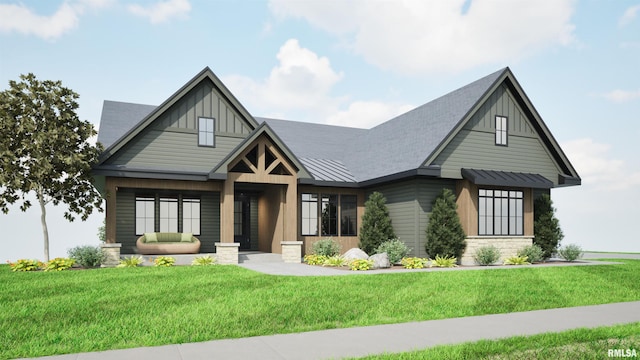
[461, 236, 533, 266]
[215, 242, 240, 264]
[281, 241, 303, 263]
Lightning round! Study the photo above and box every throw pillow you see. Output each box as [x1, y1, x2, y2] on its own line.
[145, 232, 158, 243]
[181, 233, 193, 242]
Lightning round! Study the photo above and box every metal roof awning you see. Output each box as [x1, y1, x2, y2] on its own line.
[461, 168, 554, 189]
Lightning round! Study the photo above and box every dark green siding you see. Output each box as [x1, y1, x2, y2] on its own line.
[106, 80, 252, 172]
[116, 189, 220, 254]
[369, 179, 455, 258]
[432, 84, 562, 184]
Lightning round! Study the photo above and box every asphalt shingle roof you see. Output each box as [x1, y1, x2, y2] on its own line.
[97, 100, 156, 149]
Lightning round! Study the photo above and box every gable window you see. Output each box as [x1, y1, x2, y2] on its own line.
[340, 195, 357, 236]
[478, 189, 523, 236]
[301, 194, 318, 236]
[495, 115, 507, 146]
[198, 117, 215, 147]
[135, 196, 155, 235]
[321, 194, 338, 236]
[182, 198, 201, 235]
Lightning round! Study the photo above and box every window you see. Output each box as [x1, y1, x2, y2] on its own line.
[135, 196, 155, 235]
[495, 115, 507, 146]
[182, 198, 201, 235]
[301, 194, 318, 236]
[321, 194, 338, 236]
[159, 197, 178, 232]
[198, 117, 215, 147]
[340, 195, 357, 236]
[478, 189, 523, 236]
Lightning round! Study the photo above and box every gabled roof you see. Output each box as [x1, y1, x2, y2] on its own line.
[97, 101, 156, 149]
[97, 67, 258, 165]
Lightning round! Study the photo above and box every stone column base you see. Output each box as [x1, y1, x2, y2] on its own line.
[215, 242, 240, 264]
[281, 241, 303, 263]
[101, 243, 121, 268]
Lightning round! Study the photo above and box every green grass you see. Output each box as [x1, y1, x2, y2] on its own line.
[1, 260, 639, 359]
[354, 322, 640, 359]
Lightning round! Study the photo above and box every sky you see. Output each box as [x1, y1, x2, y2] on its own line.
[1, 0, 639, 261]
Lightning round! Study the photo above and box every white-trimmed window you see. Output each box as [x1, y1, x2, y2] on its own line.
[182, 198, 201, 235]
[478, 189, 523, 236]
[495, 115, 508, 146]
[135, 196, 155, 235]
[198, 117, 215, 147]
[159, 197, 178, 232]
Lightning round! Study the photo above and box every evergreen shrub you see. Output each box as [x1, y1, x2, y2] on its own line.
[359, 192, 396, 254]
[425, 189, 466, 259]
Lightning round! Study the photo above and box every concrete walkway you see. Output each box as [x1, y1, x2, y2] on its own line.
[24, 301, 640, 360]
[21, 254, 640, 360]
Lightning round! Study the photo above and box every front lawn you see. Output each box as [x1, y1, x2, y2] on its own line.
[1, 260, 639, 359]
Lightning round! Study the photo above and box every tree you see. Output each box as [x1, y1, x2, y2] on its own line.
[533, 194, 564, 260]
[0, 73, 104, 261]
[358, 191, 395, 254]
[425, 189, 466, 259]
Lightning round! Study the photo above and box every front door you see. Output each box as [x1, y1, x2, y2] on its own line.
[234, 196, 251, 250]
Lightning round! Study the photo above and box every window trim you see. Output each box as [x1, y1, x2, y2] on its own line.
[301, 193, 319, 236]
[495, 115, 508, 146]
[321, 194, 338, 236]
[478, 188, 523, 236]
[340, 195, 357, 236]
[198, 117, 215, 147]
[182, 197, 201, 235]
[301, 193, 358, 237]
[135, 196, 156, 235]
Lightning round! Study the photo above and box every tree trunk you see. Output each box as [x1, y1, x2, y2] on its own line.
[38, 189, 50, 262]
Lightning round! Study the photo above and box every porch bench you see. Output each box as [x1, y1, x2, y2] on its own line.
[136, 232, 201, 255]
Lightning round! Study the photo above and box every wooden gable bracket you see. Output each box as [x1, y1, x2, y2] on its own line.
[228, 135, 296, 180]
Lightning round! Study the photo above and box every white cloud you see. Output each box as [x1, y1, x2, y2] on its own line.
[561, 138, 640, 191]
[602, 89, 640, 103]
[224, 39, 413, 128]
[619, 4, 640, 27]
[269, 0, 577, 74]
[127, 0, 191, 24]
[0, 0, 110, 40]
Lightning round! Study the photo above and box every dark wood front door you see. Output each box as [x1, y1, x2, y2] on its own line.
[234, 196, 251, 250]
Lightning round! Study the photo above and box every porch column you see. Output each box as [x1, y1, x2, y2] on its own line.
[105, 177, 117, 244]
[220, 177, 235, 243]
[283, 178, 297, 242]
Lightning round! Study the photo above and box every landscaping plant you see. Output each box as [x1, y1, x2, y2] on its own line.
[192, 255, 216, 266]
[473, 245, 501, 266]
[349, 259, 374, 271]
[534, 194, 564, 260]
[517, 244, 544, 263]
[359, 191, 396, 254]
[117, 256, 144, 268]
[44, 257, 75, 271]
[375, 238, 410, 264]
[503, 255, 530, 265]
[400, 257, 429, 269]
[303, 254, 328, 265]
[153, 256, 175, 267]
[312, 238, 341, 257]
[425, 189, 466, 259]
[7, 259, 43, 272]
[323, 256, 347, 267]
[431, 255, 458, 268]
[558, 244, 583, 262]
[68, 245, 106, 268]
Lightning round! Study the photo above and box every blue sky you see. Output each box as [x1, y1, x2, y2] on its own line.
[1, 0, 639, 260]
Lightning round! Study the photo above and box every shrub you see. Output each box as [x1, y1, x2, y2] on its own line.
[323, 256, 347, 267]
[425, 189, 466, 259]
[534, 194, 564, 260]
[359, 192, 396, 254]
[558, 244, 583, 262]
[473, 245, 501, 266]
[517, 244, 544, 263]
[400, 257, 428, 269]
[312, 238, 341, 257]
[7, 259, 43, 272]
[192, 255, 216, 266]
[503, 255, 530, 265]
[117, 256, 144, 268]
[432, 255, 458, 268]
[304, 254, 328, 266]
[68, 245, 105, 268]
[153, 256, 175, 267]
[44, 257, 75, 271]
[375, 238, 410, 264]
[349, 259, 374, 271]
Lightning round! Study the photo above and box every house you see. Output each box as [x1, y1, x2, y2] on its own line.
[92, 67, 580, 265]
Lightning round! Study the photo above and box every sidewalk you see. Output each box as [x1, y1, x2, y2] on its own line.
[24, 301, 640, 360]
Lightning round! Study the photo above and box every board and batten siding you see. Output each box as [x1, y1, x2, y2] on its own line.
[106, 79, 252, 172]
[115, 189, 220, 254]
[432, 84, 562, 184]
[369, 178, 455, 258]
